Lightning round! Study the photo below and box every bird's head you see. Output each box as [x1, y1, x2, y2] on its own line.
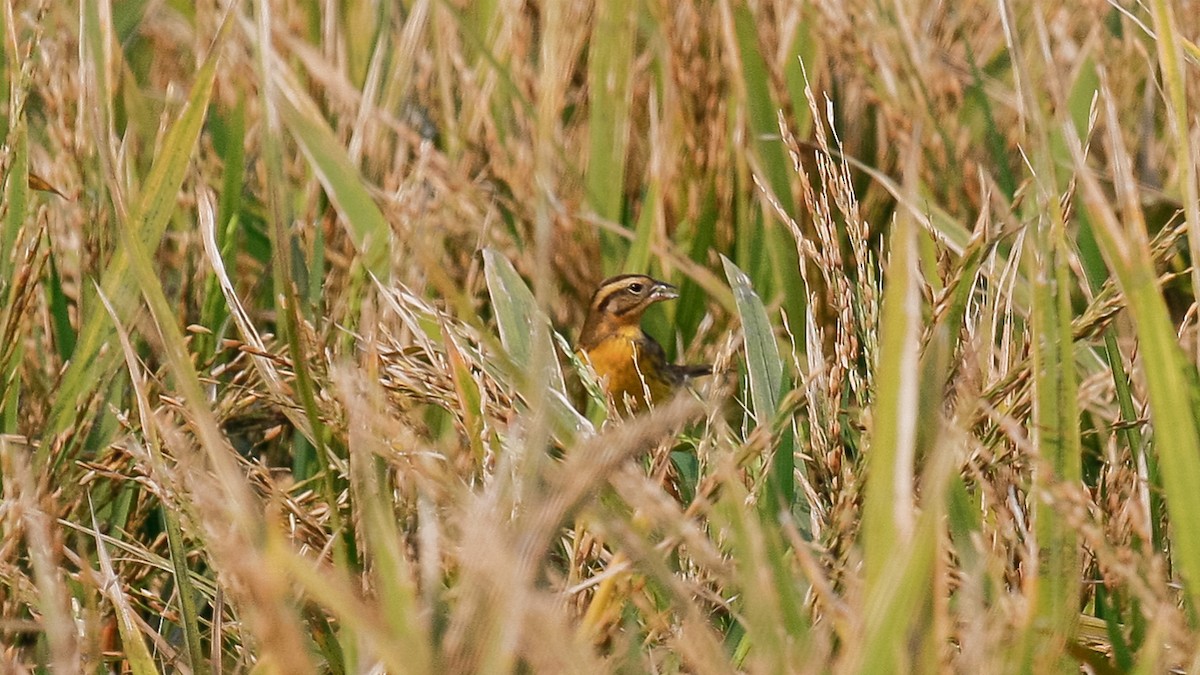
[579, 275, 678, 346]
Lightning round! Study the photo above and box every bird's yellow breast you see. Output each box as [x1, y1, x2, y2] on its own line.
[582, 327, 672, 411]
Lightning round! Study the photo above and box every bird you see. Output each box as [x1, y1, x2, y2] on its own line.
[577, 274, 711, 413]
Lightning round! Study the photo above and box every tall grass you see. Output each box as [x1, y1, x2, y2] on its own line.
[2, 0, 1199, 672]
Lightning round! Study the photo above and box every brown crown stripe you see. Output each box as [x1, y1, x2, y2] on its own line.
[591, 275, 657, 315]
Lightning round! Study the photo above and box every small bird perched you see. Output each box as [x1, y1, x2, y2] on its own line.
[578, 274, 711, 413]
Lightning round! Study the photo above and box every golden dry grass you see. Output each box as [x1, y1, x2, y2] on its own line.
[2, 0, 1200, 672]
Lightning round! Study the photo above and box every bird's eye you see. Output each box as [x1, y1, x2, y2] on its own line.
[627, 282, 644, 294]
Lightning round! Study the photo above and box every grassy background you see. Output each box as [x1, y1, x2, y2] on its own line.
[2, 0, 1200, 671]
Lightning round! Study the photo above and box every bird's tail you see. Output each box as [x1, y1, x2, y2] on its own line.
[667, 363, 713, 379]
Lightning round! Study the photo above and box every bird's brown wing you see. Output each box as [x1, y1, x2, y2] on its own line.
[644, 335, 711, 387]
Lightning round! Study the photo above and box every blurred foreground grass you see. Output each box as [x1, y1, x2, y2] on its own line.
[2, 0, 1200, 672]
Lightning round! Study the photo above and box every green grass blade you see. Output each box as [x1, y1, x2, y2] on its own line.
[855, 502, 940, 674]
[713, 476, 808, 670]
[334, 367, 433, 674]
[1150, 0, 1200, 354]
[2, 120, 28, 280]
[727, 4, 791, 216]
[962, 42, 1017, 201]
[721, 255, 798, 517]
[672, 185, 720, 346]
[94, 204, 211, 675]
[90, 514, 159, 675]
[1028, 213, 1082, 655]
[45, 250, 75, 363]
[720, 256, 782, 426]
[483, 248, 566, 393]
[253, 3, 354, 586]
[0, 120, 29, 433]
[782, 15, 817, 141]
[1102, 330, 1161, 549]
[273, 73, 391, 281]
[587, 0, 635, 270]
[118, 158, 311, 675]
[724, 2, 805, 324]
[623, 184, 658, 277]
[42, 9, 233, 466]
[482, 249, 590, 438]
[860, 209, 920, 588]
[1066, 88, 1200, 615]
[197, 98, 247, 358]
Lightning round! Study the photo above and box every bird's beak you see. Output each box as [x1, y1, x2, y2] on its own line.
[650, 281, 679, 302]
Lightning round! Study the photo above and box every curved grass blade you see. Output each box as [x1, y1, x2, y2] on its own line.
[118, 160, 313, 675]
[484, 249, 562, 391]
[482, 249, 591, 438]
[90, 502, 158, 675]
[273, 69, 391, 281]
[721, 255, 801, 521]
[94, 284, 207, 675]
[720, 256, 782, 428]
[41, 9, 234, 467]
